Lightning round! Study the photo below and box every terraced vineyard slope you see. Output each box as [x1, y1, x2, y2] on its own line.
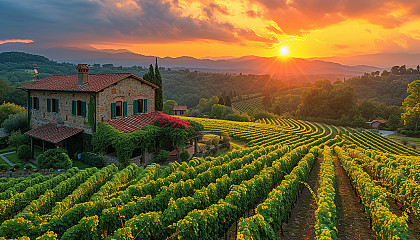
[0, 117, 419, 240]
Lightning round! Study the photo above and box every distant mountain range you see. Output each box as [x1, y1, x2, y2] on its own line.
[0, 43, 385, 76]
[310, 53, 420, 69]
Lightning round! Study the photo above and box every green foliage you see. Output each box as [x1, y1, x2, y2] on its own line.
[253, 111, 277, 120]
[87, 95, 96, 131]
[210, 104, 224, 119]
[7, 131, 28, 150]
[180, 149, 190, 161]
[402, 80, 420, 130]
[387, 114, 401, 130]
[155, 60, 163, 111]
[36, 231, 58, 240]
[23, 164, 32, 170]
[91, 122, 119, 153]
[223, 114, 250, 122]
[0, 102, 25, 125]
[61, 216, 100, 240]
[155, 150, 169, 163]
[17, 145, 31, 160]
[298, 85, 355, 119]
[163, 100, 178, 115]
[0, 164, 8, 171]
[2, 113, 28, 134]
[80, 152, 105, 168]
[37, 148, 72, 170]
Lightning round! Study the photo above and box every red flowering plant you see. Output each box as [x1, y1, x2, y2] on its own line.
[155, 114, 190, 129]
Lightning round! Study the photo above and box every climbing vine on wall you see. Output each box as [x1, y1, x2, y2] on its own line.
[87, 95, 96, 132]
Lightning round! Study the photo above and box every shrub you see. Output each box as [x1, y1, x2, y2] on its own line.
[399, 130, 420, 138]
[8, 131, 28, 150]
[2, 113, 28, 134]
[180, 149, 190, 161]
[0, 164, 8, 171]
[80, 152, 106, 168]
[37, 148, 72, 170]
[0, 102, 25, 126]
[412, 145, 417, 149]
[155, 150, 169, 164]
[17, 145, 31, 160]
[223, 114, 250, 122]
[24, 163, 33, 171]
[402, 139, 408, 145]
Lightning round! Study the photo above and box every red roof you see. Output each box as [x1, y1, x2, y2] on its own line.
[106, 111, 166, 133]
[372, 120, 387, 124]
[24, 123, 83, 144]
[173, 105, 187, 111]
[18, 73, 158, 92]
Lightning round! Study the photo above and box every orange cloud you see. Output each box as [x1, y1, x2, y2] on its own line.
[0, 39, 33, 45]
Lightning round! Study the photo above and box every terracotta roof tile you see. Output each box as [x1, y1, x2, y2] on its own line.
[372, 120, 387, 124]
[173, 105, 187, 111]
[25, 123, 84, 144]
[18, 73, 158, 92]
[106, 111, 166, 133]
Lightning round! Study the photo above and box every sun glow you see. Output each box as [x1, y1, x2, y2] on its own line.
[280, 46, 289, 56]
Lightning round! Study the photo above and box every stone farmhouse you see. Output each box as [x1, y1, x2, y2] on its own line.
[18, 64, 158, 156]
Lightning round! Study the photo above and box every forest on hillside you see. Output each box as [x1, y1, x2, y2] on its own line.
[0, 52, 300, 107]
[1, 52, 419, 111]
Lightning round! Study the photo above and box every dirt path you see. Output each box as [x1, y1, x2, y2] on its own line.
[279, 157, 321, 240]
[333, 156, 377, 240]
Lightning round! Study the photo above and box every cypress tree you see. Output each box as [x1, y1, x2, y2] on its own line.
[143, 64, 156, 84]
[224, 95, 231, 107]
[154, 58, 163, 111]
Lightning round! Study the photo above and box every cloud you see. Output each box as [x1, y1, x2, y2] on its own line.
[203, 3, 229, 19]
[245, 10, 261, 18]
[334, 44, 350, 49]
[0, 39, 33, 45]
[253, 0, 420, 34]
[0, 0, 266, 47]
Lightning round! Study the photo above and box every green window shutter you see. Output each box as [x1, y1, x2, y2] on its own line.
[133, 100, 138, 114]
[55, 99, 59, 113]
[81, 101, 86, 117]
[123, 101, 127, 117]
[72, 101, 76, 115]
[35, 97, 39, 110]
[29, 97, 32, 109]
[111, 103, 116, 119]
[144, 99, 147, 113]
[47, 99, 51, 112]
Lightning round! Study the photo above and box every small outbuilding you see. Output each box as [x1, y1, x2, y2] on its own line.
[367, 119, 387, 129]
[173, 105, 187, 116]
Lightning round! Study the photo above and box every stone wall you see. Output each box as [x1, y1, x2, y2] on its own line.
[97, 77, 155, 122]
[30, 90, 93, 134]
[29, 76, 155, 134]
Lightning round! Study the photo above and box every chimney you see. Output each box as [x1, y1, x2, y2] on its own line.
[77, 64, 90, 86]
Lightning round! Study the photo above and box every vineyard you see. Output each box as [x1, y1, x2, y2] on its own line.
[1, 117, 420, 240]
[232, 97, 263, 113]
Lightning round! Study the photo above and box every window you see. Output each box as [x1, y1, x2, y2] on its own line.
[116, 101, 122, 117]
[72, 100, 86, 117]
[133, 99, 147, 114]
[111, 101, 127, 119]
[30, 97, 39, 110]
[47, 98, 59, 113]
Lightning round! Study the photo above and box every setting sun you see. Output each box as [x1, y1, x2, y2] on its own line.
[280, 46, 289, 56]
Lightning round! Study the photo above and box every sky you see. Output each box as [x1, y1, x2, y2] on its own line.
[1, 0, 420, 59]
